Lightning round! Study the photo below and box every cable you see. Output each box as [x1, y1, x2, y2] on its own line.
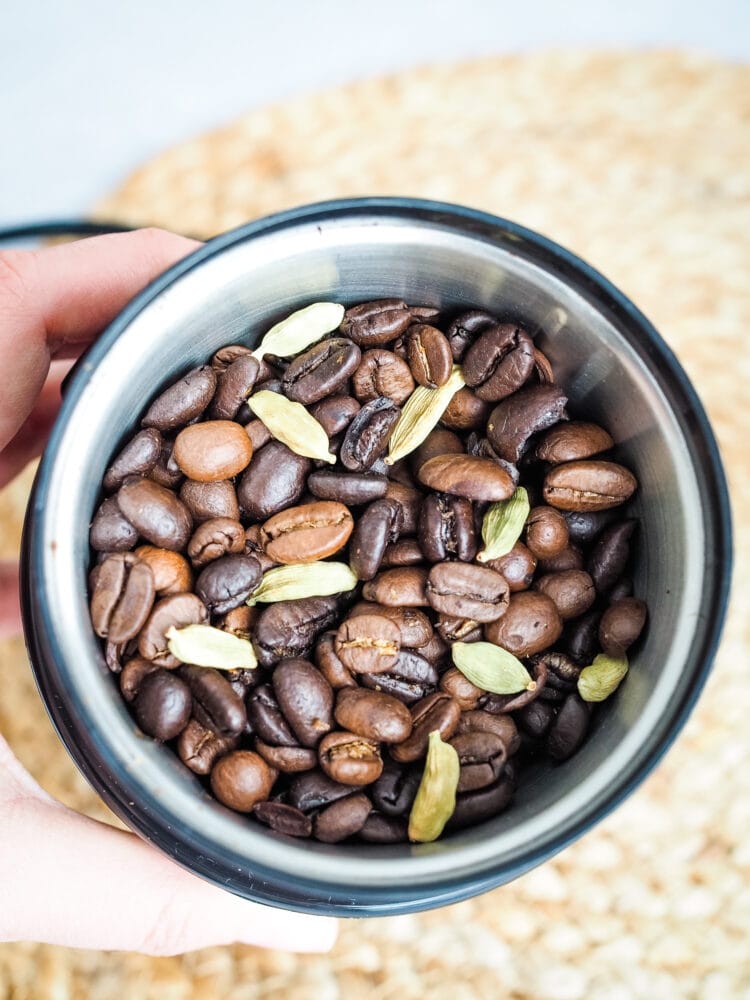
[0, 219, 136, 244]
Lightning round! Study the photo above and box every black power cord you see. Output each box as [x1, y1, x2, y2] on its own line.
[0, 219, 137, 244]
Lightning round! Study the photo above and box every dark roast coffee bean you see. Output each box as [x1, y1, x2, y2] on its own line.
[445, 309, 498, 361]
[533, 347, 555, 383]
[349, 498, 401, 580]
[564, 508, 618, 545]
[608, 576, 633, 602]
[282, 338, 362, 404]
[484, 541, 537, 592]
[543, 461, 637, 512]
[418, 454, 515, 502]
[349, 603, 433, 648]
[451, 730, 507, 793]
[273, 658, 334, 747]
[247, 684, 297, 746]
[383, 481, 422, 534]
[314, 792, 372, 843]
[587, 519, 637, 594]
[238, 441, 311, 520]
[142, 365, 217, 431]
[525, 506, 569, 560]
[252, 596, 339, 667]
[534, 569, 596, 620]
[210, 750, 275, 812]
[103, 428, 162, 493]
[253, 801, 312, 838]
[255, 740, 318, 773]
[358, 813, 408, 843]
[90, 553, 155, 643]
[307, 469, 388, 505]
[335, 687, 412, 743]
[535, 651, 580, 691]
[352, 349, 415, 404]
[412, 428, 464, 474]
[194, 554, 262, 614]
[461, 323, 535, 401]
[390, 692, 461, 763]
[134, 669, 192, 741]
[449, 773, 514, 829]
[381, 538, 425, 568]
[535, 421, 614, 463]
[341, 299, 412, 346]
[484, 591, 562, 657]
[288, 770, 356, 812]
[418, 493, 477, 562]
[244, 419, 272, 452]
[516, 698, 554, 738]
[119, 656, 158, 701]
[599, 597, 647, 655]
[335, 614, 401, 674]
[90, 497, 138, 552]
[564, 610, 602, 665]
[180, 478, 240, 523]
[486, 384, 568, 463]
[210, 343, 252, 373]
[426, 562, 509, 622]
[309, 395, 361, 436]
[209, 354, 260, 420]
[406, 324, 453, 388]
[362, 567, 429, 607]
[187, 517, 246, 567]
[181, 664, 247, 736]
[150, 436, 184, 489]
[455, 711, 521, 757]
[340, 397, 400, 472]
[371, 761, 422, 817]
[319, 731, 383, 784]
[262, 501, 354, 564]
[440, 388, 491, 431]
[177, 717, 239, 774]
[537, 545, 584, 574]
[138, 592, 208, 667]
[361, 649, 439, 705]
[546, 694, 591, 761]
[314, 631, 357, 689]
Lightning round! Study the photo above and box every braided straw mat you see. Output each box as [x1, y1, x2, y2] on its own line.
[1, 50, 749, 1000]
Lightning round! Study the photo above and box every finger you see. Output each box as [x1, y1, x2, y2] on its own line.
[0, 562, 21, 638]
[0, 794, 338, 955]
[0, 229, 200, 451]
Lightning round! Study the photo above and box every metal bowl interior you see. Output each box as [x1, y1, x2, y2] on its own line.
[22, 199, 731, 915]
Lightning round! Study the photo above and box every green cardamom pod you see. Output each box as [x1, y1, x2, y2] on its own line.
[577, 652, 629, 702]
[166, 624, 257, 670]
[385, 366, 465, 464]
[476, 487, 530, 563]
[252, 302, 345, 359]
[247, 562, 358, 606]
[408, 731, 460, 843]
[247, 390, 336, 463]
[452, 640, 534, 694]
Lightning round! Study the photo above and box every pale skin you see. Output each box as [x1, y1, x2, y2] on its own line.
[0, 229, 338, 955]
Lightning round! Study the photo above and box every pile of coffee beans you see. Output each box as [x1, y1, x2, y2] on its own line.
[88, 299, 647, 844]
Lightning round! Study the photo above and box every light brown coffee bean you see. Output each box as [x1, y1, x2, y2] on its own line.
[440, 388, 491, 431]
[261, 501, 354, 564]
[440, 666, 484, 710]
[418, 454, 515, 502]
[535, 421, 614, 463]
[380, 538, 425, 568]
[210, 750, 276, 812]
[426, 562, 510, 622]
[319, 731, 383, 785]
[349, 603, 433, 648]
[255, 741, 318, 773]
[411, 428, 464, 474]
[173, 420, 253, 481]
[484, 541, 537, 592]
[362, 567, 430, 607]
[335, 615, 401, 674]
[334, 687, 413, 743]
[135, 545, 193, 595]
[543, 461, 638, 512]
[525, 506, 570, 560]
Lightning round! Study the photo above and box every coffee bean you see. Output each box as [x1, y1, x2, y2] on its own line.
[412, 428, 464, 474]
[194, 554, 262, 614]
[314, 792, 372, 843]
[455, 711, 521, 757]
[238, 441, 312, 520]
[180, 478, 240, 523]
[361, 648, 439, 705]
[288, 770, 356, 812]
[177, 718, 239, 774]
[484, 591, 562, 657]
[543, 460, 637, 512]
[534, 569, 596, 620]
[90, 553, 155, 643]
[381, 538, 425, 568]
[181, 664, 247, 736]
[282, 338, 362, 404]
[90, 497, 138, 552]
[172, 420, 253, 482]
[416, 631, 450, 666]
[516, 698, 555, 738]
[210, 343, 252, 372]
[537, 544, 584, 574]
[461, 323, 535, 401]
[418, 454, 515, 502]
[439, 666, 483, 710]
[525, 505, 569, 560]
[340, 397, 400, 472]
[319, 731, 383, 784]
[535, 421, 614, 463]
[383, 481, 422, 534]
[210, 750, 275, 812]
[244, 419, 272, 452]
[273, 658, 334, 747]
[546, 693, 591, 761]
[440, 387, 491, 431]
[253, 801, 312, 838]
[103, 428, 162, 493]
[435, 616, 481, 644]
[564, 508, 618, 545]
[484, 541, 537, 592]
[352, 349, 415, 404]
[135, 545, 193, 595]
[564, 610, 602, 665]
[362, 567, 429, 607]
[349, 498, 401, 580]
[358, 813, 408, 843]
[445, 309, 498, 361]
[390, 692, 461, 762]
[307, 469, 388, 505]
[262, 501, 354, 564]
[465, 433, 520, 484]
[309, 394, 361, 436]
[406, 324, 453, 388]
[187, 517, 246, 567]
[335, 614, 401, 674]
[535, 651, 580, 691]
[119, 656, 158, 701]
[314, 631, 357, 689]
[486, 384, 568, 463]
[418, 493, 477, 562]
[255, 741, 318, 773]
[247, 682, 298, 745]
[426, 562, 509, 622]
[599, 597, 647, 655]
[349, 603, 433, 648]
[451, 730, 507, 793]
[334, 687, 412, 743]
[371, 760, 421, 817]
[134, 669, 192, 741]
[243, 524, 277, 572]
[219, 606, 258, 642]
[608, 577, 633, 602]
[449, 773, 514, 828]
[142, 366, 216, 431]
[138, 592, 208, 667]
[341, 299, 412, 346]
[587, 519, 636, 593]
[252, 596, 339, 667]
[150, 436, 184, 490]
[209, 354, 260, 420]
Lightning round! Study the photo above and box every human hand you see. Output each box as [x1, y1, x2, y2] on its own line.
[0, 230, 338, 955]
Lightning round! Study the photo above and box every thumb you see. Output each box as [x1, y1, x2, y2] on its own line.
[0, 795, 337, 955]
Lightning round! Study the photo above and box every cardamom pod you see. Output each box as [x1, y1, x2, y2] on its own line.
[408, 731, 460, 843]
[577, 652, 629, 702]
[452, 640, 534, 694]
[247, 390, 336, 463]
[166, 624, 257, 670]
[247, 561, 357, 605]
[252, 302, 345, 359]
[385, 366, 465, 464]
[476, 487, 531, 563]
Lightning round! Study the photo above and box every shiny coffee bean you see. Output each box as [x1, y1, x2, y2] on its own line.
[288, 770, 356, 812]
[141, 365, 216, 431]
[461, 323, 535, 401]
[89, 497, 139, 552]
[546, 694, 591, 761]
[536, 421, 614, 463]
[361, 649, 439, 705]
[135, 545, 193, 595]
[362, 567, 429, 606]
[238, 441, 311, 520]
[134, 669, 192, 741]
[599, 597, 647, 655]
[314, 631, 357, 689]
[532, 347, 555, 383]
[484, 591, 562, 657]
[177, 718, 239, 775]
[381, 538, 426, 568]
[418, 493, 477, 562]
[451, 730, 507, 793]
[535, 651, 580, 691]
[449, 773, 514, 829]
[587, 519, 636, 594]
[307, 469, 388, 505]
[210, 750, 275, 812]
[484, 541, 537, 592]
[252, 596, 339, 667]
[309, 394, 361, 436]
[445, 309, 498, 361]
[273, 658, 334, 747]
[486, 384, 568, 463]
[352, 349, 415, 404]
[383, 481, 422, 534]
[283, 337, 362, 404]
[262, 501, 354, 564]
[371, 760, 421, 817]
[390, 692, 461, 763]
[187, 517, 246, 567]
[406, 324, 453, 388]
[138, 592, 208, 667]
[246, 684, 296, 746]
[349, 603, 433, 648]
[335, 614, 401, 674]
[319, 731, 383, 785]
[90, 553, 155, 643]
[314, 792, 372, 843]
[525, 506, 569, 560]
[564, 610, 602, 665]
[564, 508, 618, 545]
[181, 664, 247, 736]
[253, 801, 312, 838]
[194, 554, 262, 614]
[426, 562, 509, 622]
[103, 428, 162, 493]
[340, 397, 400, 471]
[439, 666, 483, 710]
[180, 478, 240, 523]
[349, 498, 401, 580]
[543, 461, 637, 512]
[534, 569, 596, 620]
[173, 420, 253, 482]
[209, 354, 260, 420]
[440, 388, 491, 431]
[255, 740, 318, 773]
[119, 656, 158, 701]
[418, 454, 515, 502]
[341, 298, 413, 346]
[455, 711, 521, 757]
[335, 687, 412, 743]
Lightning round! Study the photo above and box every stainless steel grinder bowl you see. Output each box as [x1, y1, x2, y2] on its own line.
[21, 198, 732, 916]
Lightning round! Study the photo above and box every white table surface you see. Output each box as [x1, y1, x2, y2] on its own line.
[1, 0, 748, 226]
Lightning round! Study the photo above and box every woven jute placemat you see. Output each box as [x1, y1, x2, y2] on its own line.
[1, 50, 749, 999]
